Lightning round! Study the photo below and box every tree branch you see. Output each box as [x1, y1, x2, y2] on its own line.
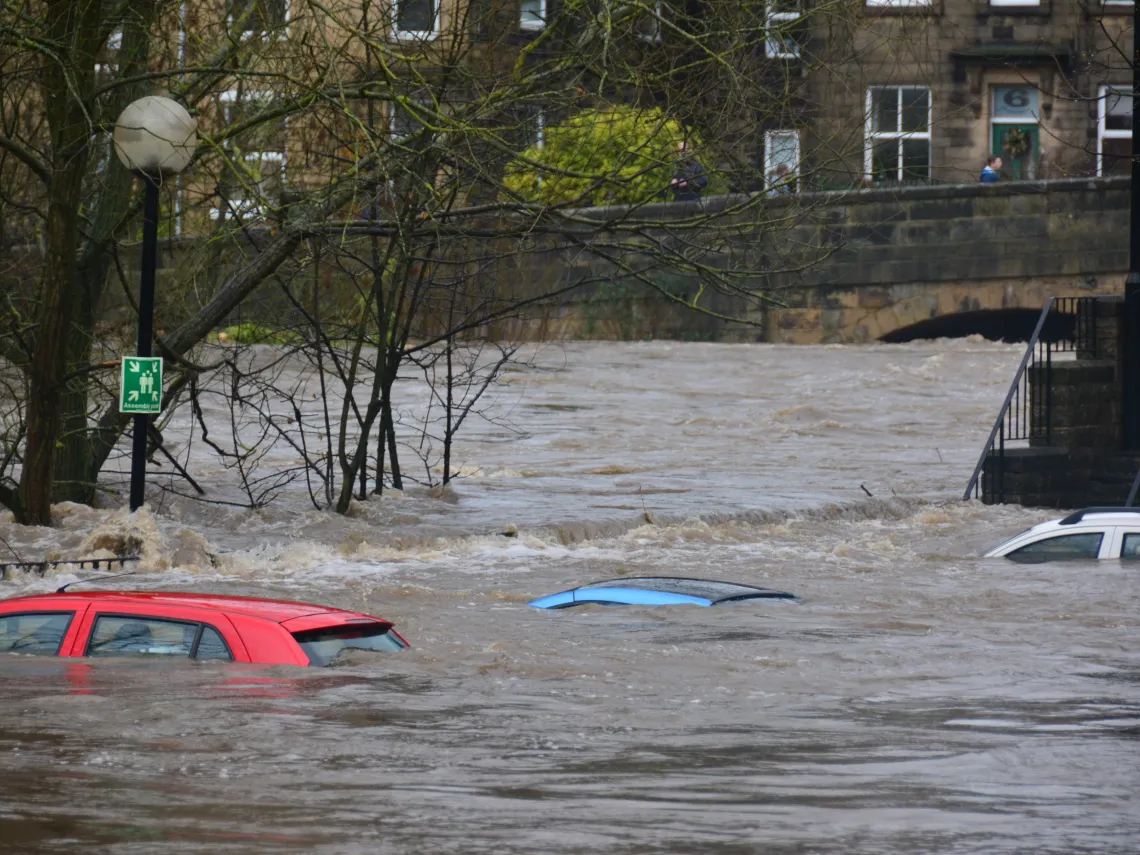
[0, 135, 50, 186]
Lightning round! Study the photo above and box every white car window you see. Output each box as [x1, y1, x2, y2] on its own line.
[1121, 532, 1140, 561]
[1007, 532, 1104, 562]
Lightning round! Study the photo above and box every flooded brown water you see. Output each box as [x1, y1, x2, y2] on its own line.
[2, 341, 1138, 854]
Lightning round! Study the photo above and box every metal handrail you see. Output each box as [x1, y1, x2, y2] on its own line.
[1128, 467, 1140, 508]
[962, 297, 1056, 500]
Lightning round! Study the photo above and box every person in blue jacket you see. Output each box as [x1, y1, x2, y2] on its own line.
[670, 140, 708, 202]
[980, 155, 1002, 183]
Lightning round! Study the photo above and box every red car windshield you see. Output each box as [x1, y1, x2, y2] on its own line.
[292, 624, 408, 666]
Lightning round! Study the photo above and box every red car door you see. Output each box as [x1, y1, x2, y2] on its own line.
[69, 602, 250, 662]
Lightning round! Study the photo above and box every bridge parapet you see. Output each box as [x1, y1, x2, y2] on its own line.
[758, 176, 1129, 343]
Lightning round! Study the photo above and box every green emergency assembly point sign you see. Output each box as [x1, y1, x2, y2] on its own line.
[120, 357, 163, 415]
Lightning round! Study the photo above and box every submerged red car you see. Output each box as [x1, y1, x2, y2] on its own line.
[0, 591, 408, 667]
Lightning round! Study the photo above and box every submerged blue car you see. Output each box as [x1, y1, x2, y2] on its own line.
[529, 576, 798, 609]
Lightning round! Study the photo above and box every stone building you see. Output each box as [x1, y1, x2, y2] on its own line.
[118, 1, 1136, 224]
[787, 0, 1135, 187]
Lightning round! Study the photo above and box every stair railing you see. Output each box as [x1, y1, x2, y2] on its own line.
[962, 298, 1055, 502]
[962, 296, 1097, 502]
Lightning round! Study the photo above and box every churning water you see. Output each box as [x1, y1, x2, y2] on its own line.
[1, 340, 1138, 854]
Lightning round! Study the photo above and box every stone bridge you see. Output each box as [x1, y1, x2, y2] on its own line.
[762, 176, 1127, 344]
[529, 176, 1129, 344]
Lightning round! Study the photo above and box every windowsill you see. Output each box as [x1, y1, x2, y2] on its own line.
[981, 0, 1051, 17]
[393, 30, 440, 41]
[519, 21, 545, 31]
[863, 2, 939, 16]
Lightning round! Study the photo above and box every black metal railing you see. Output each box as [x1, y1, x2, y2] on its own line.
[963, 296, 1098, 502]
[1128, 466, 1140, 508]
[0, 555, 138, 582]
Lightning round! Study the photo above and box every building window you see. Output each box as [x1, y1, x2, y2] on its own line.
[396, 0, 437, 38]
[520, 0, 545, 30]
[638, 0, 663, 41]
[764, 130, 798, 193]
[390, 101, 428, 141]
[765, 1, 801, 58]
[865, 86, 931, 182]
[1099, 85, 1132, 177]
[229, 0, 287, 36]
[520, 108, 544, 151]
[214, 90, 286, 223]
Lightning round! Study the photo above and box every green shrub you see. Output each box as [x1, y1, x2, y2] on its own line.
[504, 105, 720, 207]
[220, 322, 294, 345]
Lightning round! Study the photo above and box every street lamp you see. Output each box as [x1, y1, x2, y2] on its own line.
[112, 95, 197, 512]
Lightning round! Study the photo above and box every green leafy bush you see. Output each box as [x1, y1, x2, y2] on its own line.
[504, 105, 714, 207]
[219, 322, 295, 345]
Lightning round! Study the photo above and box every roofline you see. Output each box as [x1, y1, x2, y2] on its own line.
[0, 591, 350, 623]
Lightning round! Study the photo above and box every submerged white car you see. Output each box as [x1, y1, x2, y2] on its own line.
[986, 508, 1140, 561]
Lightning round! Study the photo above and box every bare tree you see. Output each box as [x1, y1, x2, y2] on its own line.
[0, 0, 888, 524]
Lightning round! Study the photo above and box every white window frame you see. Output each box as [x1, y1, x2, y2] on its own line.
[174, 180, 184, 236]
[765, 2, 800, 59]
[178, 0, 188, 67]
[638, 0, 663, 42]
[390, 100, 430, 142]
[520, 0, 545, 31]
[1098, 84, 1132, 177]
[524, 109, 545, 151]
[227, 0, 289, 38]
[764, 130, 799, 191]
[989, 0, 1039, 5]
[864, 0, 932, 6]
[394, 0, 439, 41]
[215, 90, 287, 222]
[864, 85, 932, 182]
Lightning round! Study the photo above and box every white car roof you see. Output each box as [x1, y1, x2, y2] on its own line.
[1041, 508, 1140, 529]
[986, 508, 1140, 557]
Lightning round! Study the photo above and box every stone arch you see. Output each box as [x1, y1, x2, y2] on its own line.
[855, 279, 1120, 343]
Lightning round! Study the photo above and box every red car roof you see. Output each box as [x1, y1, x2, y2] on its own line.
[0, 591, 367, 624]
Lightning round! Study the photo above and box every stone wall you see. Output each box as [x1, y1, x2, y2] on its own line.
[759, 176, 1129, 343]
[99, 175, 1132, 346]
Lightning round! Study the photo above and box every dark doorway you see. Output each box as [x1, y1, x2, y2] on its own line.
[880, 308, 1075, 344]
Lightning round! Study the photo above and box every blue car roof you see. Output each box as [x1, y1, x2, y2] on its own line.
[529, 577, 797, 609]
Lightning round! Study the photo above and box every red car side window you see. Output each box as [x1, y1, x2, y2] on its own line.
[0, 612, 74, 656]
[86, 614, 233, 661]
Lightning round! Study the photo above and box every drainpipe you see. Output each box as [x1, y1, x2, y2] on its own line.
[1126, 0, 1140, 449]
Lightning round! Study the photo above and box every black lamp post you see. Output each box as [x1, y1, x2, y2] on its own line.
[112, 96, 197, 511]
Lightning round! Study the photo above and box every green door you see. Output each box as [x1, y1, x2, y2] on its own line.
[991, 124, 1039, 180]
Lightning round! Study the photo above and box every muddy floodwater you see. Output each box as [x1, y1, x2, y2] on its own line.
[1, 340, 1138, 854]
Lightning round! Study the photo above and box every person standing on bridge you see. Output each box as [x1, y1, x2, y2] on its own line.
[980, 155, 1002, 184]
[670, 140, 708, 202]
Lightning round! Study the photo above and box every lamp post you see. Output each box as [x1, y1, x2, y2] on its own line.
[112, 96, 197, 512]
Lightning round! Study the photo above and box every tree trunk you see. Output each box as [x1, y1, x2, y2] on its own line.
[18, 0, 102, 525]
[53, 2, 155, 506]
